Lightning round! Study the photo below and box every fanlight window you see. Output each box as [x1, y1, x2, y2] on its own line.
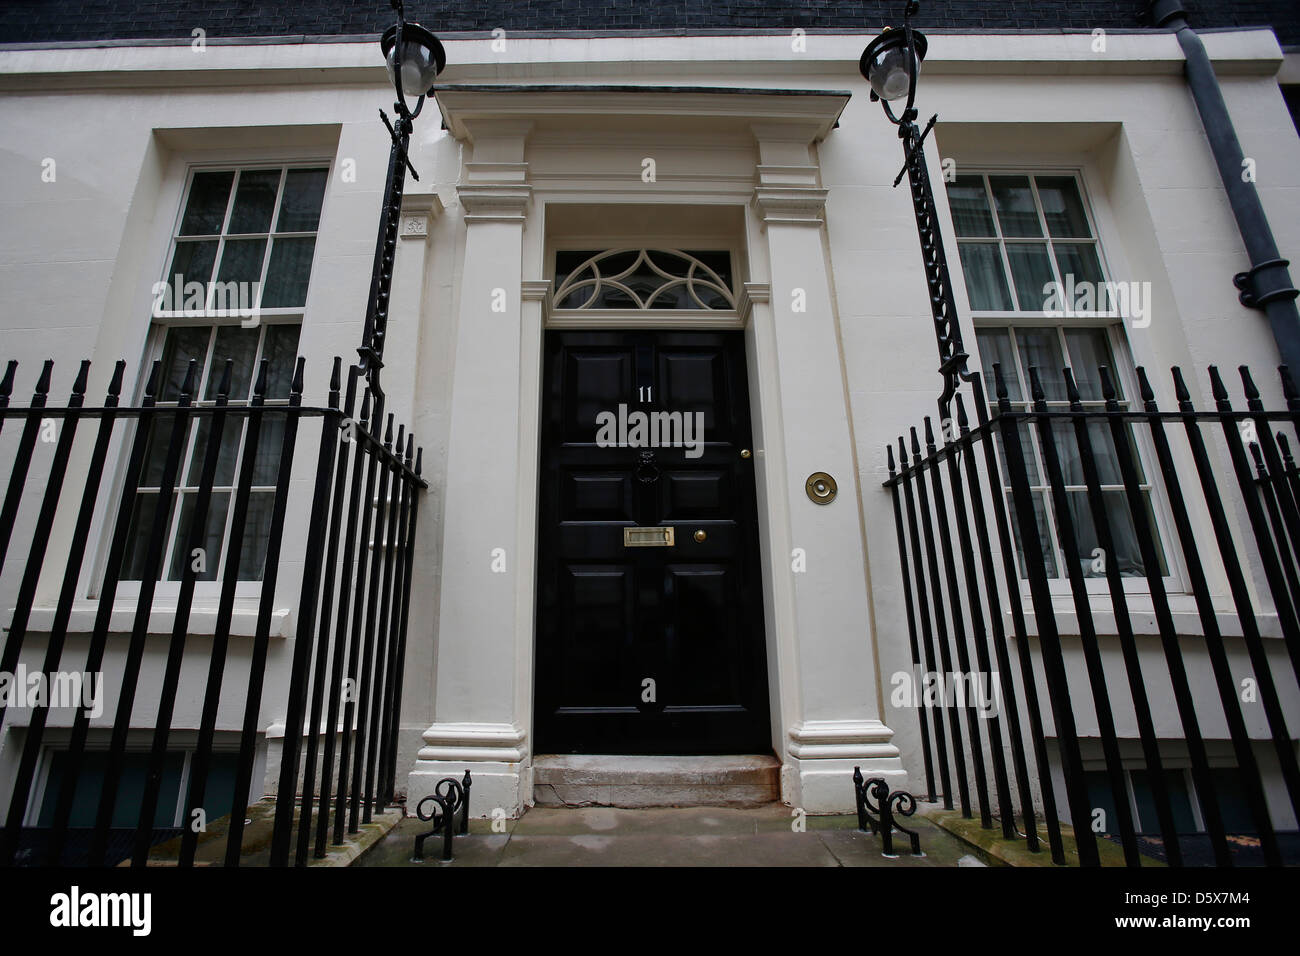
[553, 249, 736, 311]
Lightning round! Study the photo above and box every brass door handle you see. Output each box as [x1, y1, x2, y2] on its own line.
[694, 530, 707, 543]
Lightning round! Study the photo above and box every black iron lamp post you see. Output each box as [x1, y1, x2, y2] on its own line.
[861, 1, 969, 414]
[359, 0, 446, 399]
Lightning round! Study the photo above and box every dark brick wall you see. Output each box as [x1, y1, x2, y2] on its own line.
[1, 1, 1296, 48]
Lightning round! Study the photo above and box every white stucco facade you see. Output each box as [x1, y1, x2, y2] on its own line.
[1, 27, 1297, 821]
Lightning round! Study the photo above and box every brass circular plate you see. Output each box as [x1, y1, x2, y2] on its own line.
[740, 449, 752, 459]
[805, 472, 838, 505]
[694, 530, 707, 543]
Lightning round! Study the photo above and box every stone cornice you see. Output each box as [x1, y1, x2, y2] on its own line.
[751, 185, 830, 226]
[457, 160, 533, 223]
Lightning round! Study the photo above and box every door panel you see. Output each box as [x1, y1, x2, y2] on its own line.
[535, 330, 770, 754]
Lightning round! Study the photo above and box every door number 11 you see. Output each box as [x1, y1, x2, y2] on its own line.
[638, 386, 653, 403]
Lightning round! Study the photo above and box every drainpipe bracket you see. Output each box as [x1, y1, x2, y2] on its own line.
[1233, 258, 1300, 310]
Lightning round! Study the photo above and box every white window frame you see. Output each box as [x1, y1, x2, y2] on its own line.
[102, 159, 330, 605]
[953, 166, 1185, 597]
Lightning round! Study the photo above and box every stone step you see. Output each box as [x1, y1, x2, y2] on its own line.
[532, 754, 780, 808]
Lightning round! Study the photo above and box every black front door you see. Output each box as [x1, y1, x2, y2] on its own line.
[535, 330, 770, 754]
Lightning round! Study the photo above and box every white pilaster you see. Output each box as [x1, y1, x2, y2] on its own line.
[407, 120, 534, 817]
[750, 123, 905, 811]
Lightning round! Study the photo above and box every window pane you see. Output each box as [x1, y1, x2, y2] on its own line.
[252, 415, 286, 485]
[215, 237, 267, 286]
[958, 242, 1013, 311]
[157, 326, 210, 402]
[947, 175, 997, 237]
[208, 325, 261, 401]
[1064, 489, 1161, 578]
[1084, 770, 1123, 836]
[1051, 420, 1084, 485]
[179, 171, 234, 236]
[1014, 328, 1067, 401]
[277, 168, 328, 232]
[237, 492, 276, 580]
[167, 491, 231, 581]
[1205, 768, 1256, 833]
[990, 175, 1043, 238]
[1131, 770, 1198, 834]
[1005, 242, 1056, 311]
[139, 415, 176, 488]
[976, 328, 1023, 402]
[1036, 176, 1092, 238]
[1053, 242, 1105, 290]
[1064, 328, 1120, 401]
[121, 491, 178, 580]
[227, 169, 281, 235]
[165, 241, 218, 297]
[1006, 490, 1058, 578]
[994, 425, 1041, 485]
[261, 237, 316, 308]
[1046, 421, 1145, 488]
[185, 415, 243, 487]
[262, 325, 301, 399]
[37, 750, 186, 830]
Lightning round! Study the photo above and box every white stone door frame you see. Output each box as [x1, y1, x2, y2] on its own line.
[409, 87, 904, 816]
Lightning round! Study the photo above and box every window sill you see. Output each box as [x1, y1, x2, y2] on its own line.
[4, 602, 294, 639]
[1011, 593, 1284, 640]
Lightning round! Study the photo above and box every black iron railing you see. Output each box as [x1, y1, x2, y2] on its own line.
[885, 362, 1300, 867]
[0, 356, 425, 867]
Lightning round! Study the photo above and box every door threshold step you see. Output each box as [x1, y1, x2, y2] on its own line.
[532, 754, 780, 808]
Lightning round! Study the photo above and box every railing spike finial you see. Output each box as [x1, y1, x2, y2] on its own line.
[886, 444, 897, 477]
[35, 359, 54, 399]
[360, 388, 373, 425]
[1278, 431, 1295, 466]
[71, 360, 91, 398]
[415, 446, 423, 476]
[1171, 365, 1192, 406]
[1097, 366, 1120, 410]
[144, 360, 162, 403]
[107, 360, 127, 401]
[923, 415, 936, 451]
[292, 356, 306, 399]
[991, 361, 1010, 403]
[330, 356, 342, 395]
[1239, 365, 1260, 402]
[1027, 366, 1046, 405]
[1136, 366, 1156, 406]
[253, 358, 270, 400]
[909, 426, 921, 458]
[384, 413, 394, 447]
[1249, 441, 1267, 474]
[216, 359, 234, 400]
[179, 359, 198, 400]
[954, 392, 969, 430]
[406, 433, 414, 466]
[1063, 367, 1082, 408]
[1279, 365, 1300, 407]
[1208, 365, 1230, 404]
[0, 360, 17, 401]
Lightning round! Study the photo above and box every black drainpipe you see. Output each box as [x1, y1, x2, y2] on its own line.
[1149, 0, 1300, 372]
